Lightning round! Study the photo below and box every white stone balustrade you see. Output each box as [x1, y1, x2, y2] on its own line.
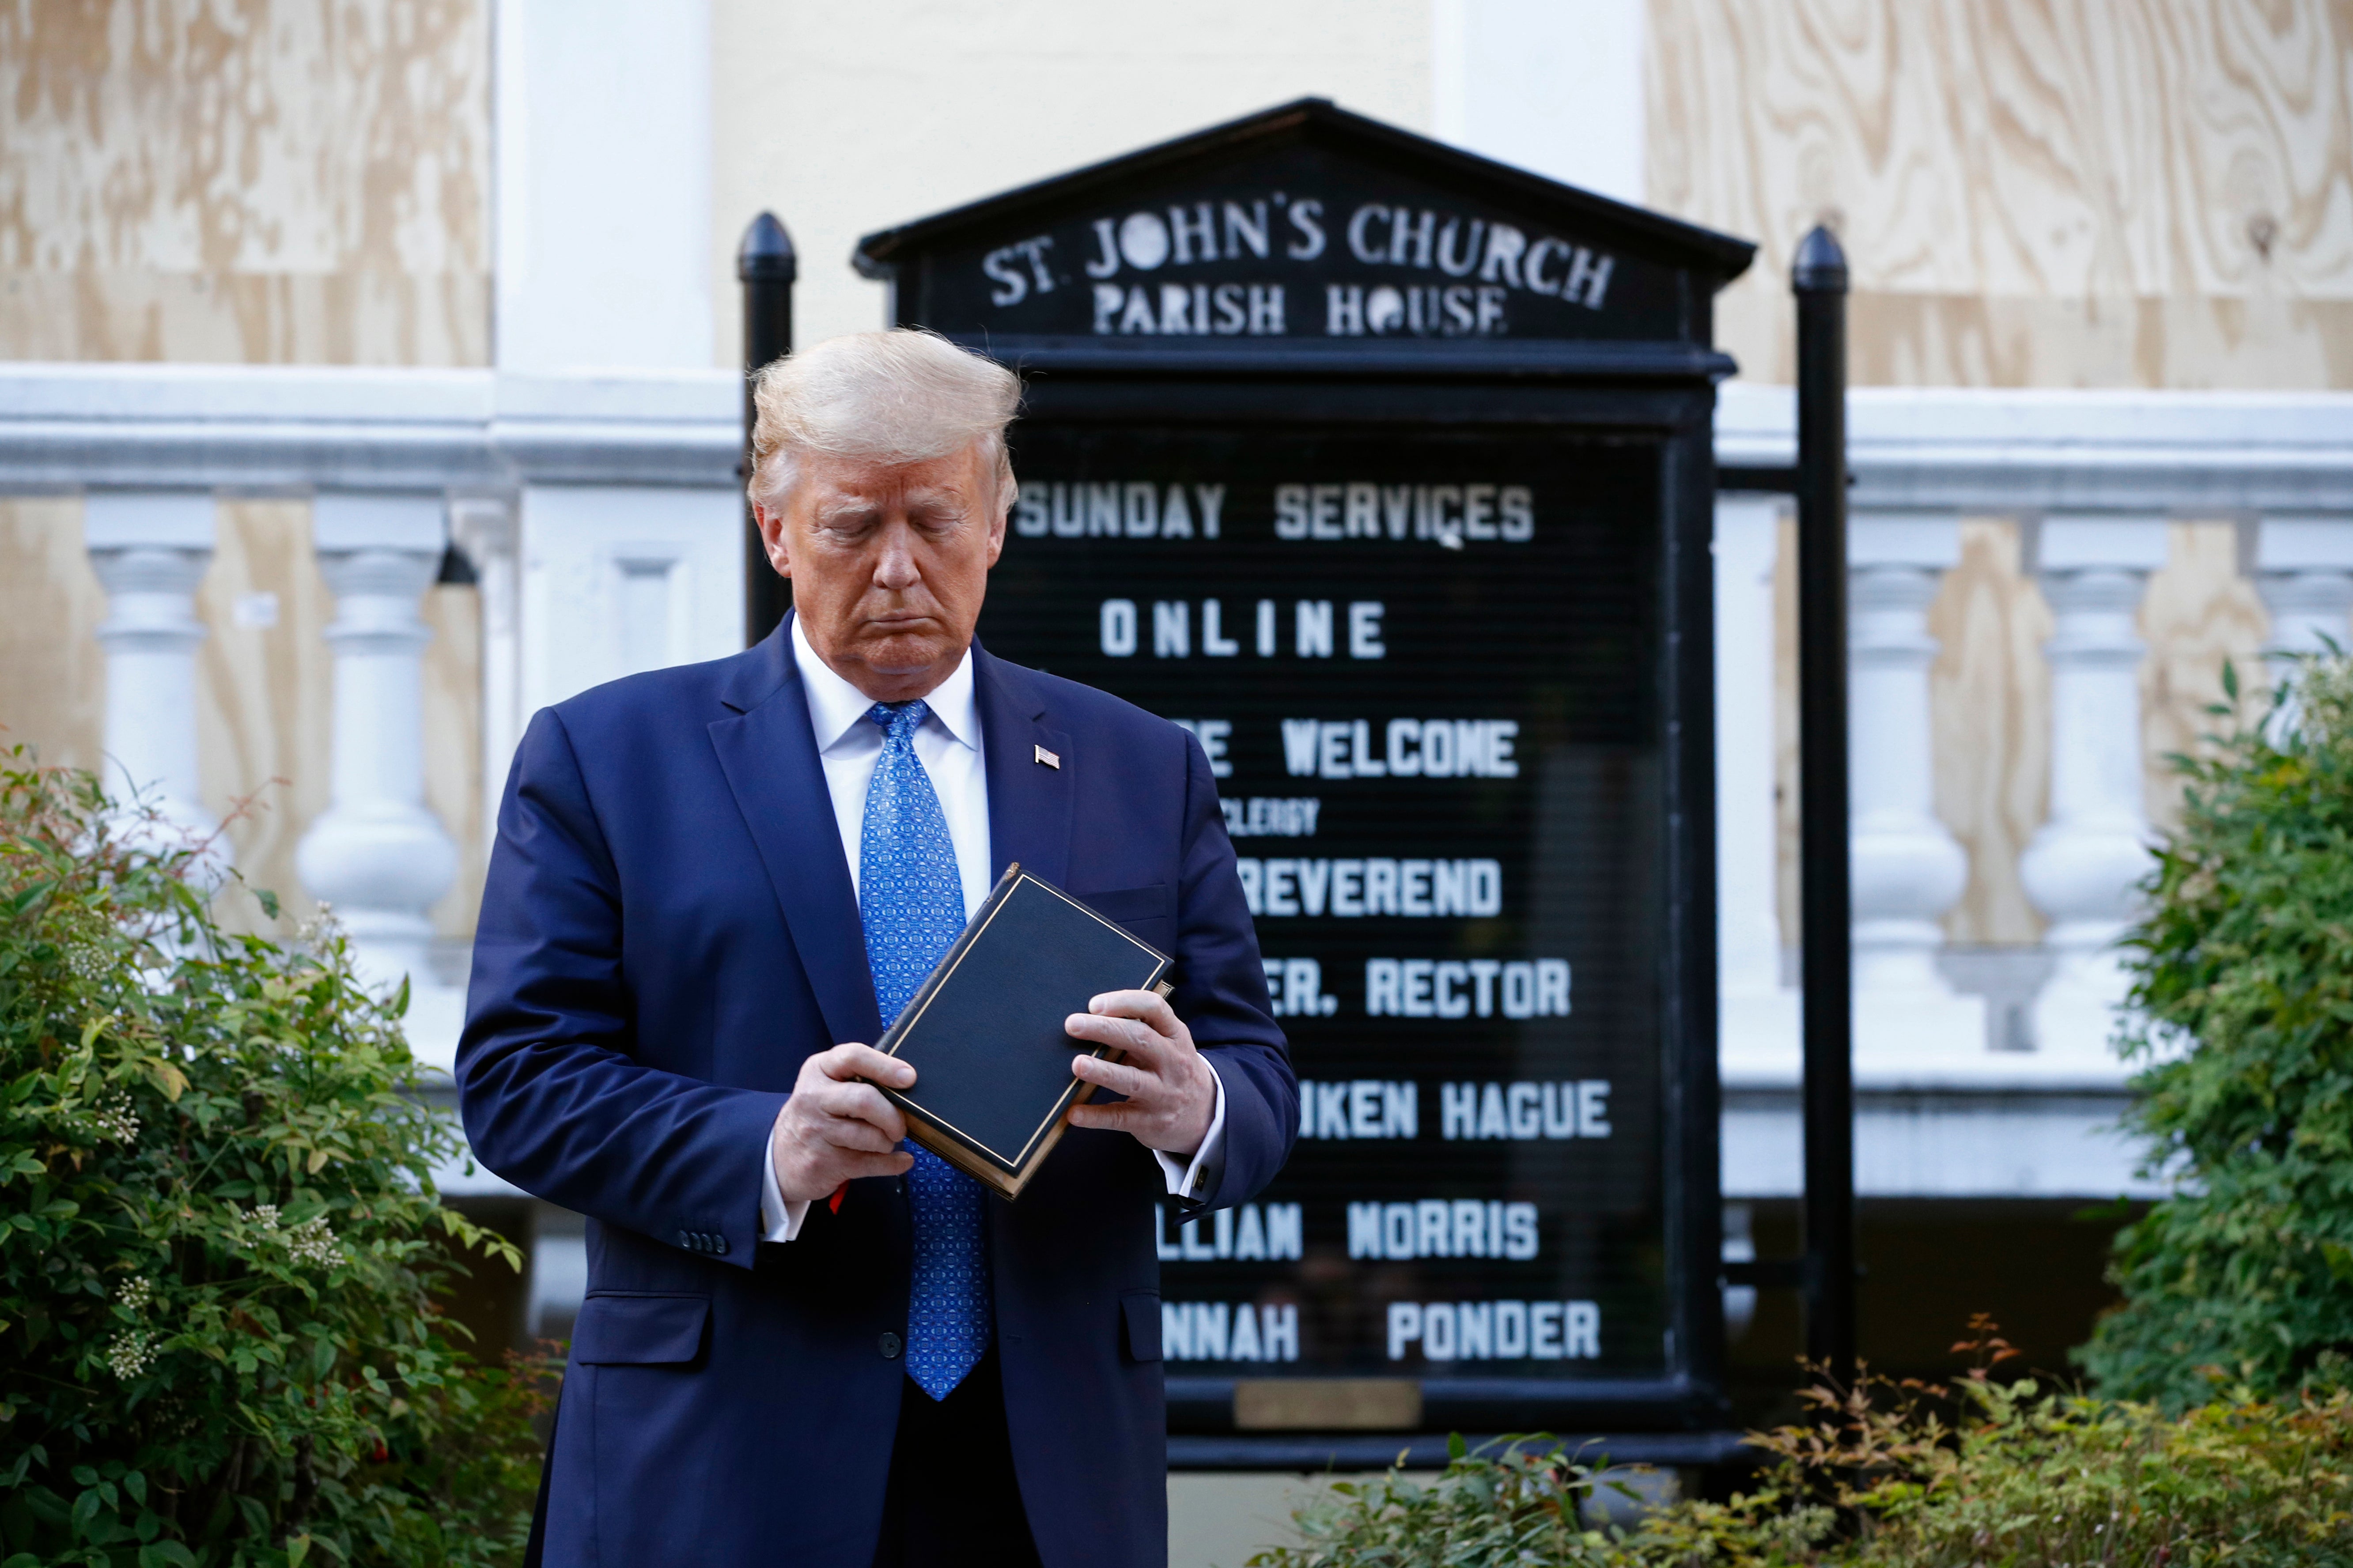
[83, 491, 229, 878]
[293, 494, 462, 1043]
[1846, 520, 1966, 975]
[450, 495, 523, 852]
[1714, 497, 1800, 1078]
[1848, 513, 1983, 1056]
[17, 368, 2353, 1200]
[2256, 517, 2353, 729]
[2017, 516, 2169, 1062]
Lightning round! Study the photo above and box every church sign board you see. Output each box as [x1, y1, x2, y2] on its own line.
[855, 99, 1755, 1453]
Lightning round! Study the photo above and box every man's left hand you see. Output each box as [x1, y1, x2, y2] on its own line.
[1064, 989, 1216, 1156]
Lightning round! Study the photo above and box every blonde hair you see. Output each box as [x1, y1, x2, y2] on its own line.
[747, 329, 1021, 513]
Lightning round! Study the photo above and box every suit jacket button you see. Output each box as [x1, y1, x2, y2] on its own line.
[712, 1234, 729, 1255]
[678, 1230, 695, 1250]
[879, 1332, 903, 1360]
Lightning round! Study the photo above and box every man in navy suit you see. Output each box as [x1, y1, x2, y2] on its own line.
[458, 329, 1295, 1568]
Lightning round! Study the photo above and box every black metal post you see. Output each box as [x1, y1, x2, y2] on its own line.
[740, 212, 797, 648]
[1793, 224, 1856, 1383]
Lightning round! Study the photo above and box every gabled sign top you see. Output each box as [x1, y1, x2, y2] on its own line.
[854, 98, 1755, 360]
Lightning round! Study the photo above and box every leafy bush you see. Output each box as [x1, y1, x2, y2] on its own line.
[2078, 656, 2353, 1407]
[1251, 1336, 2353, 1567]
[1248, 1436, 1632, 1568]
[0, 758, 545, 1567]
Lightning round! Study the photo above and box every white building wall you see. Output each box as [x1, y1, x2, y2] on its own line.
[709, 0, 1437, 351]
[1433, 0, 1646, 202]
[497, 0, 716, 373]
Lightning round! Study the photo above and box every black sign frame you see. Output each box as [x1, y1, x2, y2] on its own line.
[856, 99, 1754, 1447]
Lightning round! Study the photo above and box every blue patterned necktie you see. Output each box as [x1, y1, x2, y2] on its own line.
[859, 699, 991, 1401]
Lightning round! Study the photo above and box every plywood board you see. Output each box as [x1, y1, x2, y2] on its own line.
[1650, 0, 2353, 387]
[0, 0, 490, 365]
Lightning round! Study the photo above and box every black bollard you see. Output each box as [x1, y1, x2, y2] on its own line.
[739, 212, 797, 648]
[1793, 223, 1857, 1386]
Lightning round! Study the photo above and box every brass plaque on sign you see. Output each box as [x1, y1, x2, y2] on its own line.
[1233, 1378, 1423, 1431]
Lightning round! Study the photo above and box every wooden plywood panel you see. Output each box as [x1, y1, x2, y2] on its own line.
[1927, 521, 2052, 945]
[2138, 521, 2269, 830]
[193, 508, 483, 941]
[1774, 516, 2058, 951]
[0, 497, 105, 773]
[1712, 270, 2353, 388]
[0, 0, 490, 365]
[196, 501, 333, 936]
[1649, 0, 2353, 387]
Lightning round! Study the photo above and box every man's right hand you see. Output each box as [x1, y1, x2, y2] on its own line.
[771, 1043, 917, 1202]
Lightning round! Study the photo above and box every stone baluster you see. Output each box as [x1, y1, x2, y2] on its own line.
[2255, 516, 2353, 729]
[294, 495, 460, 1032]
[83, 491, 229, 878]
[450, 494, 522, 850]
[1848, 513, 1982, 1057]
[2019, 516, 2169, 1062]
[1714, 496, 1800, 1070]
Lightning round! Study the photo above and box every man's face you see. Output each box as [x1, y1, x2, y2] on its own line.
[756, 441, 1007, 703]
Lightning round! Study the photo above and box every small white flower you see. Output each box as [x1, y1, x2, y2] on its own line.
[91, 1093, 139, 1143]
[117, 1275, 153, 1312]
[105, 1330, 155, 1380]
[281, 1216, 347, 1267]
[242, 1204, 346, 1268]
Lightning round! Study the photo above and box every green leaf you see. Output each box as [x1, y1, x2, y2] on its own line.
[286, 1534, 312, 1568]
[0, 755, 541, 1555]
[255, 887, 281, 921]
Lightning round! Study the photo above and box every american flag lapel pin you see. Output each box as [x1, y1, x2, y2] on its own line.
[1035, 744, 1061, 769]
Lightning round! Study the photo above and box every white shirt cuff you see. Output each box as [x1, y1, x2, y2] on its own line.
[759, 1120, 812, 1243]
[765, 1063, 1226, 1234]
[1152, 1059, 1226, 1202]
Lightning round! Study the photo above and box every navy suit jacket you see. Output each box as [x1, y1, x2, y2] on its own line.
[457, 618, 1295, 1568]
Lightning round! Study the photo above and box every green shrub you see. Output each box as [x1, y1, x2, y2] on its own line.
[1248, 1435, 1637, 1568]
[2077, 656, 2353, 1407]
[1843, 1382, 2353, 1568]
[1249, 1350, 2353, 1567]
[0, 758, 545, 1567]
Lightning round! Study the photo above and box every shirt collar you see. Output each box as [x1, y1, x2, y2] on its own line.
[790, 612, 980, 755]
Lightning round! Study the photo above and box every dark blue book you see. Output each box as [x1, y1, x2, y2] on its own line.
[873, 864, 1173, 1198]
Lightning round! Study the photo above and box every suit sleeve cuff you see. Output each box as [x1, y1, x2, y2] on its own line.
[760, 1119, 811, 1243]
[1153, 1060, 1226, 1202]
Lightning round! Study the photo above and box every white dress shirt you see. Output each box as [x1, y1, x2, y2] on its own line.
[758, 616, 1226, 1241]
